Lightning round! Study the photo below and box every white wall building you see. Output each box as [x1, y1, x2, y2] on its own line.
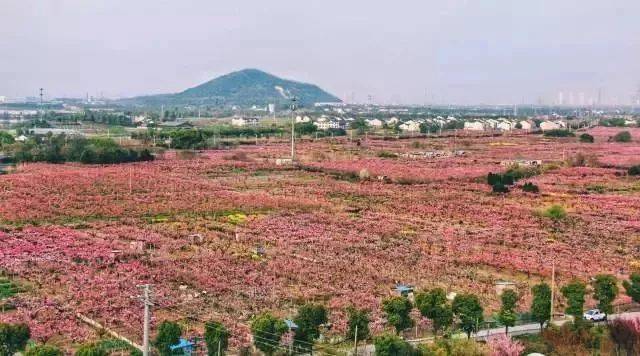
[366, 118, 384, 127]
[464, 121, 485, 131]
[497, 121, 513, 131]
[539, 121, 561, 131]
[518, 120, 534, 130]
[399, 120, 420, 132]
[231, 117, 259, 127]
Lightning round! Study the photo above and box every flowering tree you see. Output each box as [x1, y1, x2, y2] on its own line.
[487, 334, 525, 356]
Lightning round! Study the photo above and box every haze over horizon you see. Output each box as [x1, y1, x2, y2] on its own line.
[1, 0, 639, 105]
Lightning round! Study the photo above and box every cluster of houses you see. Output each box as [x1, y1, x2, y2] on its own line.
[227, 112, 598, 134]
[463, 118, 567, 132]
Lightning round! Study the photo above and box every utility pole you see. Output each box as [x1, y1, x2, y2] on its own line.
[550, 262, 555, 325]
[136, 284, 153, 356]
[353, 325, 358, 356]
[290, 97, 297, 161]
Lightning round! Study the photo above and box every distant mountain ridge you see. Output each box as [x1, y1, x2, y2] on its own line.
[120, 69, 341, 107]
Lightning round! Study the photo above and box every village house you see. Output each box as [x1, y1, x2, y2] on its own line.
[464, 121, 485, 131]
[497, 121, 513, 131]
[399, 120, 420, 132]
[386, 117, 399, 125]
[366, 118, 384, 128]
[231, 117, 259, 127]
[539, 120, 564, 131]
[518, 120, 535, 130]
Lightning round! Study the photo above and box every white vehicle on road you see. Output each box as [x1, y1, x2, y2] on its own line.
[583, 309, 607, 321]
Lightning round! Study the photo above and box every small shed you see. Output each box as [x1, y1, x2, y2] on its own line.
[169, 338, 195, 356]
[394, 284, 414, 297]
[284, 319, 298, 331]
[495, 281, 517, 296]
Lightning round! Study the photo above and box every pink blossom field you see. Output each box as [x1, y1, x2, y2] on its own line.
[1, 129, 639, 347]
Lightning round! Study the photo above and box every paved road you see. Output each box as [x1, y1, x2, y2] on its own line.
[354, 311, 640, 355]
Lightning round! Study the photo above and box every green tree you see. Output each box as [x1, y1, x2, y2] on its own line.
[452, 293, 484, 338]
[592, 274, 618, 317]
[350, 118, 369, 134]
[0, 323, 30, 355]
[560, 280, 586, 320]
[154, 321, 182, 356]
[204, 320, 229, 356]
[497, 290, 520, 334]
[414, 288, 453, 335]
[0, 131, 14, 147]
[346, 307, 370, 342]
[292, 303, 327, 351]
[75, 343, 108, 356]
[295, 122, 317, 135]
[612, 131, 632, 142]
[24, 344, 63, 356]
[530, 283, 551, 331]
[373, 334, 419, 356]
[250, 313, 288, 356]
[382, 296, 414, 334]
[623, 273, 640, 303]
[579, 133, 594, 143]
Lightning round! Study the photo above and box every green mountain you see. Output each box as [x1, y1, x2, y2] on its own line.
[120, 69, 341, 107]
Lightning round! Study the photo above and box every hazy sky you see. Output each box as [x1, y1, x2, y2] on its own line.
[1, 0, 639, 105]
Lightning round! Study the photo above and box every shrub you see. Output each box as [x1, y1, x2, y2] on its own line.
[75, 343, 108, 356]
[492, 183, 509, 193]
[612, 131, 632, 142]
[505, 165, 540, 180]
[579, 133, 594, 143]
[24, 345, 63, 356]
[541, 205, 567, 221]
[373, 334, 419, 356]
[522, 182, 539, 193]
[565, 152, 599, 167]
[377, 151, 398, 158]
[487, 172, 502, 186]
[628, 165, 640, 176]
[543, 129, 575, 137]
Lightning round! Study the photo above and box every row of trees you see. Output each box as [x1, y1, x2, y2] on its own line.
[7, 134, 153, 164]
[5, 273, 639, 355]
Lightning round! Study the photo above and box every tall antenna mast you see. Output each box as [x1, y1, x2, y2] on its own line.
[39, 88, 44, 105]
[290, 97, 297, 161]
